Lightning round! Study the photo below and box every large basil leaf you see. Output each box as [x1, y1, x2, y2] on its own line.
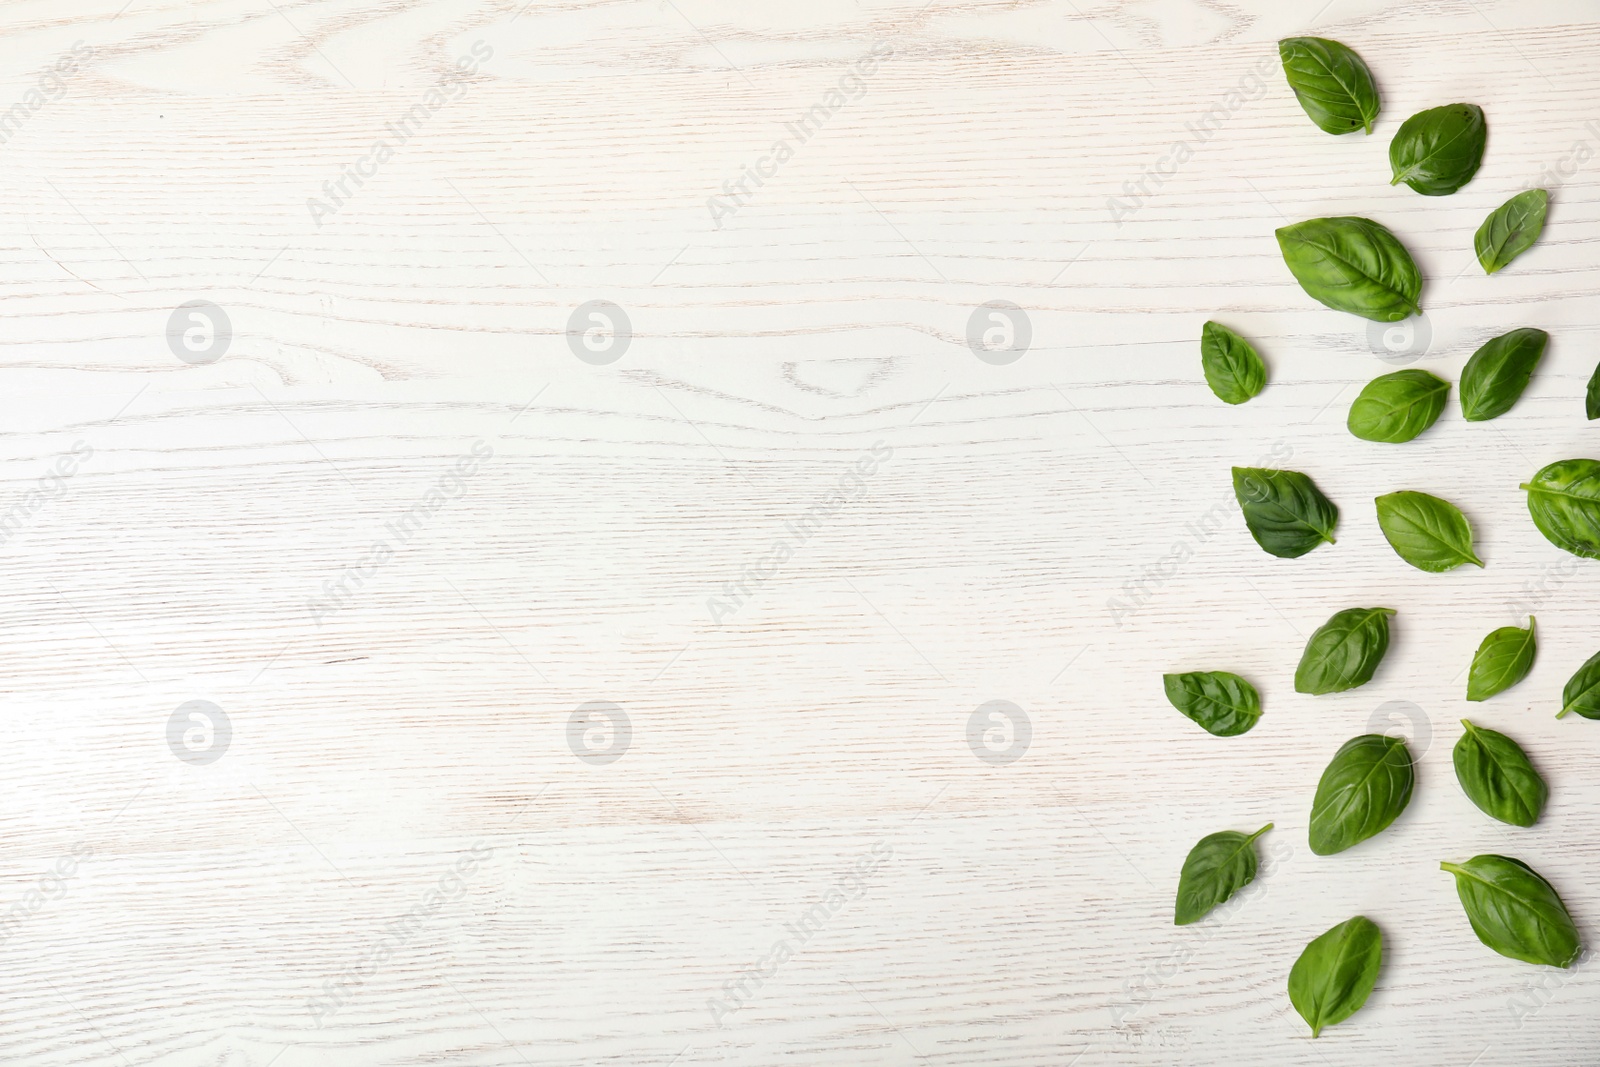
[1466, 617, 1535, 701]
[1459, 327, 1547, 422]
[1288, 916, 1383, 1037]
[1453, 721, 1547, 827]
[1232, 467, 1338, 558]
[1276, 217, 1422, 323]
[1587, 362, 1600, 421]
[1441, 855, 1580, 967]
[1174, 823, 1272, 926]
[1389, 103, 1486, 195]
[1374, 491, 1481, 572]
[1277, 37, 1380, 135]
[1347, 369, 1448, 443]
[1522, 459, 1600, 559]
[1295, 608, 1395, 695]
[1476, 189, 1548, 274]
[1557, 648, 1600, 720]
[1162, 671, 1261, 737]
[1308, 733, 1413, 854]
[1199, 321, 1266, 405]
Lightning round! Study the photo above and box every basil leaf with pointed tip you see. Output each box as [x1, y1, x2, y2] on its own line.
[1232, 467, 1338, 559]
[1275, 216, 1422, 322]
[1199, 321, 1266, 405]
[1454, 721, 1547, 827]
[1162, 671, 1261, 737]
[1295, 608, 1395, 695]
[1460, 327, 1547, 422]
[1587, 362, 1600, 421]
[1347, 369, 1449, 443]
[1441, 855, 1579, 967]
[1467, 618, 1536, 701]
[1374, 491, 1482, 572]
[1557, 648, 1600, 720]
[1308, 733, 1413, 854]
[1288, 916, 1383, 1037]
[1522, 458, 1600, 559]
[1174, 823, 1272, 926]
[1389, 103, 1486, 195]
[1476, 189, 1548, 274]
[1277, 37, 1380, 135]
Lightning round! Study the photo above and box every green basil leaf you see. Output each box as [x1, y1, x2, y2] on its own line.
[1295, 608, 1395, 695]
[1587, 361, 1600, 421]
[1557, 648, 1600, 720]
[1389, 103, 1487, 195]
[1277, 37, 1380, 135]
[1453, 721, 1547, 827]
[1308, 733, 1413, 854]
[1460, 327, 1548, 422]
[1174, 823, 1272, 926]
[1466, 617, 1536, 701]
[1276, 216, 1421, 323]
[1476, 188, 1548, 274]
[1199, 321, 1266, 405]
[1374, 490, 1482, 572]
[1162, 671, 1261, 737]
[1522, 458, 1600, 559]
[1232, 467, 1338, 559]
[1346, 369, 1449, 443]
[1441, 855, 1580, 967]
[1288, 916, 1383, 1037]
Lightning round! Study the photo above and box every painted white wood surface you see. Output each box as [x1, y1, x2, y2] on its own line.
[2, 1, 1599, 1064]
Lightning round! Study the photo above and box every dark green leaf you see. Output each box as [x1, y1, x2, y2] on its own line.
[1276, 216, 1422, 323]
[1441, 855, 1579, 967]
[1288, 916, 1383, 1037]
[1232, 467, 1339, 559]
[1374, 491, 1482, 572]
[1557, 648, 1600, 720]
[1454, 721, 1547, 827]
[1277, 37, 1380, 135]
[1460, 327, 1548, 422]
[1467, 618, 1536, 701]
[1308, 733, 1413, 854]
[1174, 823, 1272, 925]
[1199, 321, 1266, 405]
[1162, 671, 1262, 737]
[1476, 189, 1548, 274]
[1587, 361, 1600, 421]
[1522, 459, 1600, 559]
[1347, 369, 1449, 443]
[1389, 103, 1486, 195]
[1295, 608, 1395, 695]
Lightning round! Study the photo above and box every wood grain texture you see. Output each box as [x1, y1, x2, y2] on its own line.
[2, 0, 1600, 1064]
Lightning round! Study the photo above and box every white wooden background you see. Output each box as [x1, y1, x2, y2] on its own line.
[3, 0, 1599, 1064]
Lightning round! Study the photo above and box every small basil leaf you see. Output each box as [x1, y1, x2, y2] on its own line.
[1453, 721, 1547, 827]
[1162, 671, 1261, 737]
[1295, 608, 1396, 696]
[1476, 189, 1548, 274]
[1389, 103, 1486, 195]
[1374, 490, 1482, 572]
[1199, 321, 1266, 405]
[1232, 467, 1338, 558]
[1276, 216, 1422, 322]
[1174, 823, 1272, 926]
[1460, 327, 1548, 422]
[1467, 617, 1536, 701]
[1521, 458, 1600, 559]
[1347, 369, 1449, 442]
[1441, 855, 1580, 967]
[1277, 37, 1380, 135]
[1557, 648, 1600, 720]
[1288, 916, 1383, 1037]
[1308, 733, 1413, 854]
[1587, 362, 1600, 421]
